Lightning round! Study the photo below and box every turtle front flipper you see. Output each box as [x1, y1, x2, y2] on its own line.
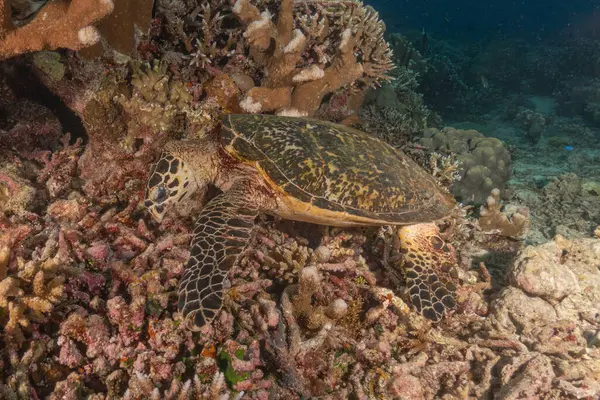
[396, 223, 457, 322]
[179, 185, 260, 329]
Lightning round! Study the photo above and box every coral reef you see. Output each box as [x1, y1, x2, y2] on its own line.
[2, 0, 599, 398]
[356, 32, 442, 147]
[420, 127, 512, 203]
[556, 78, 600, 126]
[486, 235, 600, 399]
[360, 80, 433, 146]
[0, 0, 115, 59]
[233, 0, 394, 116]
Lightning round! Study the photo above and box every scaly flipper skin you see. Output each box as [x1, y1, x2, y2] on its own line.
[179, 184, 260, 329]
[396, 223, 457, 322]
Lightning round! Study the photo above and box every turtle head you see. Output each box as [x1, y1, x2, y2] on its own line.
[144, 139, 220, 222]
[145, 147, 199, 223]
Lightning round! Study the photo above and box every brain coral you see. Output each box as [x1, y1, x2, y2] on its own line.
[420, 127, 511, 203]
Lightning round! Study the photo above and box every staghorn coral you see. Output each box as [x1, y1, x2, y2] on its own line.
[387, 33, 427, 76]
[360, 82, 432, 146]
[420, 127, 512, 203]
[0, 0, 114, 59]
[233, 0, 394, 116]
[358, 31, 435, 145]
[479, 188, 530, 239]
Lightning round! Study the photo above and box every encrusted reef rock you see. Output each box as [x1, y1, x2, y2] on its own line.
[557, 78, 600, 126]
[487, 235, 600, 399]
[512, 173, 600, 242]
[515, 107, 552, 143]
[420, 127, 511, 203]
[0, 163, 36, 217]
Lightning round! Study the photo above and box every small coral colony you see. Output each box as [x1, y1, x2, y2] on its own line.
[1, 0, 599, 399]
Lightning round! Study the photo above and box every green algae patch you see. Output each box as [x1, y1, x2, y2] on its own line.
[218, 348, 248, 388]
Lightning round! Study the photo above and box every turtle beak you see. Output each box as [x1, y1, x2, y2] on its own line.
[150, 209, 164, 224]
[145, 200, 165, 224]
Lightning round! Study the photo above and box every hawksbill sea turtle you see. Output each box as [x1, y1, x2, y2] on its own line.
[144, 114, 458, 329]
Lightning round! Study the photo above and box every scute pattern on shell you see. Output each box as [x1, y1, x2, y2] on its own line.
[221, 114, 454, 224]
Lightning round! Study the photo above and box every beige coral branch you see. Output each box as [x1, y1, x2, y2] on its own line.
[233, 0, 393, 116]
[0, 229, 68, 347]
[0, 0, 114, 60]
[479, 188, 530, 239]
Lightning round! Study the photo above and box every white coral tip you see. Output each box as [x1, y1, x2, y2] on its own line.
[340, 28, 352, 50]
[284, 29, 306, 54]
[101, 0, 114, 12]
[232, 0, 244, 14]
[240, 96, 262, 113]
[77, 26, 101, 46]
[292, 65, 325, 83]
[276, 108, 308, 117]
[245, 11, 272, 37]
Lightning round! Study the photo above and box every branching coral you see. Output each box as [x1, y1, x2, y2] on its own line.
[479, 188, 530, 239]
[117, 60, 194, 149]
[360, 82, 432, 146]
[233, 0, 394, 116]
[0, 0, 114, 60]
[0, 228, 69, 345]
[3, 4, 600, 399]
[420, 127, 512, 203]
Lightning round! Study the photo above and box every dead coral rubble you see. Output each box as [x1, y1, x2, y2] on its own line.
[0, 0, 114, 60]
[233, 0, 394, 116]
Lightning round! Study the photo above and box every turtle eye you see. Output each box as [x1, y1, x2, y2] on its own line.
[155, 186, 168, 203]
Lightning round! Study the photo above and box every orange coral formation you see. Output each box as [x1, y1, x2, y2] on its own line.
[233, 0, 393, 116]
[0, 0, 114, 60]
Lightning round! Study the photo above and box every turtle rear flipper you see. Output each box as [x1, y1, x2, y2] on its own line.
[178, 184, 260, 329]
[397, 223, 457, 322]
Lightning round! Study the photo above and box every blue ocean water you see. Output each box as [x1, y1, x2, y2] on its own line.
[368, 0, 600, 41]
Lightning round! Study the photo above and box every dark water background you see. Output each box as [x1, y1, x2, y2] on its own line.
[367, 0, 600, 41]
